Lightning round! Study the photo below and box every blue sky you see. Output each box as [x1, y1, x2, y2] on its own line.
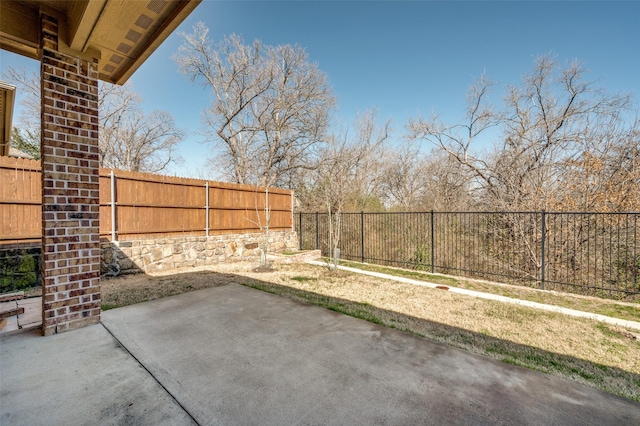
[2, 0, 639, 178]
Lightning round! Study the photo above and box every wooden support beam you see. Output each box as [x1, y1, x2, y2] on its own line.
[0, 292, 25, 303]
[0, 305, 25, 320]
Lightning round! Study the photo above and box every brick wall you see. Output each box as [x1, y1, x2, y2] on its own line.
[40, 14, 101, 335]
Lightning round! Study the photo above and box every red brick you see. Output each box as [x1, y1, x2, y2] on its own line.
[40, 13, 101, 336]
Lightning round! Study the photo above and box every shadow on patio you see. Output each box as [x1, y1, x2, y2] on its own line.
[2, 267, 639, 425]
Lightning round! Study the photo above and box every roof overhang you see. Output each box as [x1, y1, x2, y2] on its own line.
[0, 81, 16, 156]
[1, 0, 201, 84]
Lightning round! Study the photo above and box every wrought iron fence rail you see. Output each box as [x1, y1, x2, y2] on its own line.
[297, 211, 640, 300]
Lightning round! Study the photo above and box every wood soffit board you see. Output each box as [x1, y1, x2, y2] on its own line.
[0, 0, 202, 85]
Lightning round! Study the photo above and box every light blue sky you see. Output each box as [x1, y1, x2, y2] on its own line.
[2, 1, 639, 178]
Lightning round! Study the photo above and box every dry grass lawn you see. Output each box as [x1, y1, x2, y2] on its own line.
[99, 262, 640, 401]
[338, 260, 640, 320]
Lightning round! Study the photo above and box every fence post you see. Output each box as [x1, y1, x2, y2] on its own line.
[541, 209, 546, 290]
[299, 213, 303, 249]
[110, 170, 117, 242]
[315, 212, 319, 250]
[205, 181, 209, 237]
[361, 211, 365, 262]
[430, 210, 435, 273]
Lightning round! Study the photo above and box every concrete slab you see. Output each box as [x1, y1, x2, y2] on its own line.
[0, 324, 196, 426]
[102, 283, 640, 425]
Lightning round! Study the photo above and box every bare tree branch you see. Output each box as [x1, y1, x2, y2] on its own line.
[408, 53, 638, 212]
[175, 24, 336, 187]
[3, 67, 183, 173]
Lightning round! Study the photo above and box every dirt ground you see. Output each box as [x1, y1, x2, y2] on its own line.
[97, 262, 640, 401]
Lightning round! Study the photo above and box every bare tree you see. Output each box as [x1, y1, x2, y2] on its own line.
[556, 113, 640, 212]
[409, 54, 637, 212]
[413, 150, 474, 211]
[408, 54, 639, 284]
[380, 140, 426, 210]
[378, 139, 475, 212]
[8, 127, 40, 159]
[99, 83, 184, 172]
[2, 67, 183, 173]
[311, 110, 390, 261]
[407, 71, 504, 208]
[175, 23, 336, 188]
[3, 67, 41, 155]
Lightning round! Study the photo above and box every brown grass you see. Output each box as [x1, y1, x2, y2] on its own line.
[100, 270, 232, 309]
[99, 262, 640, 401]
[338, 260, 640, 322]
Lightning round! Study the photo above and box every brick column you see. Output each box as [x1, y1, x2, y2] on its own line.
[40, 14, 101, 335]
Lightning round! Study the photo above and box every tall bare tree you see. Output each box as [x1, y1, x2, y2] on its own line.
[99, 83, 184, 172]
[3, 67, 41, 156]
[2, 67, 183, 173]
[379, 140, 426, 210]
[556, 113, 640, 212]
[311, 110, 390, 258]
[175, 24, 335, 187]
[381, 144, 473, 211]
[408, 54, 638, 212]
[408, 54, 639, 284]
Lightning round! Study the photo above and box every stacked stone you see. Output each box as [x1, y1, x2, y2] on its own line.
[101, 231, 298, 274]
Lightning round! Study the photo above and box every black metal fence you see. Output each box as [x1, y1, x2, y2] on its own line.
[297, 211, 640, 300]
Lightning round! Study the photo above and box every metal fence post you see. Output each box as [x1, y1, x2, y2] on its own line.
[315, 212, 319, 250]
[541, 209, 546, 290]
[299, 213, 303, 249]
[110, 170, 117, 242]
[361, 211, 365, 262]
[284, 209, 637, 298]
[430, 210, 435, 273]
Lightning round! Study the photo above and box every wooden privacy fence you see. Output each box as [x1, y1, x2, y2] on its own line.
[0, 156, 294, 244]
[0, 157, 41, 245]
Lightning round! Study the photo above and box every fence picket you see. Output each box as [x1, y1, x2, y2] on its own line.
[0, 157, 293, 243]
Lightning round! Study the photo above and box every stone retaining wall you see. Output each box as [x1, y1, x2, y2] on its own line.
[101, 231, 299, 275]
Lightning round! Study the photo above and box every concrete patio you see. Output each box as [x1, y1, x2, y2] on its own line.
[1, 283, 639, 425]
